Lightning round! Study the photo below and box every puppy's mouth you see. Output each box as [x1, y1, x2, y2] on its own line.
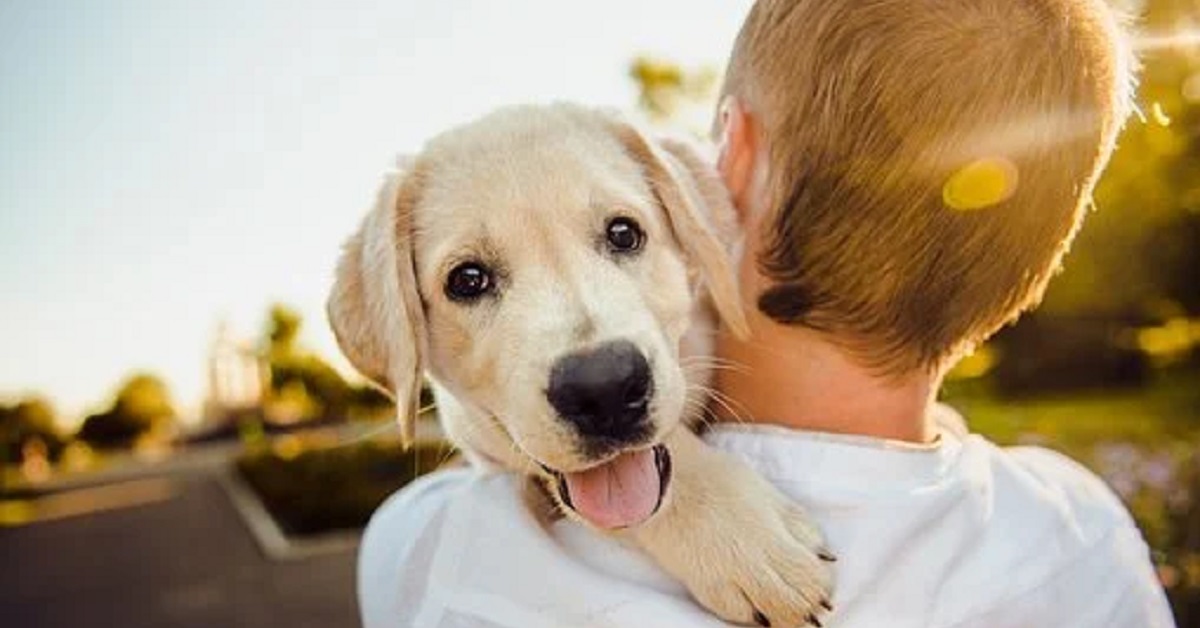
[542, 444, 672, 530]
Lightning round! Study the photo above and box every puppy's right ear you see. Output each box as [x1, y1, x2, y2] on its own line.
[606, 119, 751, 340]
[327, 163, 426, 447]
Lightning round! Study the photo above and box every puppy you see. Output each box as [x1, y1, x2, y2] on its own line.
[328, 104, 834, 626]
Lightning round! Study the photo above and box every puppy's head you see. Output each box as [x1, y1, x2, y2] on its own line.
[328, 105, 746, 528]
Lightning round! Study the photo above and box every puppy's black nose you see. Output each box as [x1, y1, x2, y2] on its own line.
[547, 340, 653, 443]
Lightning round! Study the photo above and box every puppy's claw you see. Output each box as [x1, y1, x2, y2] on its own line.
[753, 610, 770, 627]
[818, 549, 838, 562]
[820, 599, 834, 611]
[809, 614, 823, 627]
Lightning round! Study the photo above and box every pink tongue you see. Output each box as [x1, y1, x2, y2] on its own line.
[563, 448, 661, 530]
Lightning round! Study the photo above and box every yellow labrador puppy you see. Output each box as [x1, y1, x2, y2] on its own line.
[328, 104, 833, 626]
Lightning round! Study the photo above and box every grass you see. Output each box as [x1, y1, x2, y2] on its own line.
[944, 368, 1200, 454]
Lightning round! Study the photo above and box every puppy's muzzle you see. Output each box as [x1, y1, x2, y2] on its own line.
[546, 340, 653, 449]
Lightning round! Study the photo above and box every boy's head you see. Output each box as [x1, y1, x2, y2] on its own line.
[715, 0, 1135, 375]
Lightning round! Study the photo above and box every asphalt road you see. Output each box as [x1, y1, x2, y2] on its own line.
[0, 475, 359, 628]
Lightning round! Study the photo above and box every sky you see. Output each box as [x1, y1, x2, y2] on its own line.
[0, 0, 755, 426]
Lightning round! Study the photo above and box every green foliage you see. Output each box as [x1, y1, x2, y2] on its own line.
[266, 304, 303, 356]
[261, 303, 392, 422]
[77, 373, 175, 449]
[0, 398, 64, 465]
[236, 440, 453, 535]
[1041, 1, 1200, 320]
[269, 353, 355, 417]
[629, 55, 719, 131]
[990, 314, 1151, 397]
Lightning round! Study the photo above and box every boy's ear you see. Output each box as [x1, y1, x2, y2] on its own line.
[327, 162, 427, 447]
[607, 118, 750, 339]
[715, 96, 760, 223]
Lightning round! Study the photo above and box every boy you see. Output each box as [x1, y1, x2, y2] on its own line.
[359, 0, 1174, 625]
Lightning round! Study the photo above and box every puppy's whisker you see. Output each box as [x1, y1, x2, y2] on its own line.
[680, 356, 753, 375]
[326, 421, 398, 450]
[708, 387, 753, 425]
[434, 445, 459, 469]
[682, 394, 711, 424]
[680, 355, 744, 367]
[683, 384, 715, 426]
[681, 354, 745, 367]
[682, 362, 751, 376]
[689, 382, 752, 425]
[701, 405, 723, 428]
[691, 402, 724, 429]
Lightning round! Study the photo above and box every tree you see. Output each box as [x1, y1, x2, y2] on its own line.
[261, 303, 385, 422]
[984, 0, 1200, 390]
[267, 303, 303, 355]
[1038, 0, 1200, 320]
[629, 56, 719, 133]
[78, 373, 176, 449]
[0, 398, 64, 465]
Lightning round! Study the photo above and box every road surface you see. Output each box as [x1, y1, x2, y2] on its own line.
[0, 474, 358, 628]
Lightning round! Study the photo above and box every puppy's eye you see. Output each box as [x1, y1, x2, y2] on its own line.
[606, 217, 644, 254]
[445, 262, 493, 301]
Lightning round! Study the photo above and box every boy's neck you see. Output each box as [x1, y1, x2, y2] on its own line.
[711, 315, 940, 444]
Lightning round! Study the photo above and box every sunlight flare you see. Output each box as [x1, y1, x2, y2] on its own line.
[1151, 102, 1172, 126]
[943, 157, 1019, 212]
[1135, 30, 1200, 52]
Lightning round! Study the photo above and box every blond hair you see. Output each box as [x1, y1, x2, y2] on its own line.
[722, 0, 1135, 374]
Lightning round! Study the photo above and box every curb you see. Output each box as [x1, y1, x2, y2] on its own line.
[217, 468, 361, 561]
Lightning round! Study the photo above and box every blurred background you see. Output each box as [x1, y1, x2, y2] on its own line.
[1, 0, 1197, 626]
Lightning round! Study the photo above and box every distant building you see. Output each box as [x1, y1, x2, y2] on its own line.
[203, 321, 266, 424]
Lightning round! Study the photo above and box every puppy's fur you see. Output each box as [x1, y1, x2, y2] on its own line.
[329, 104, 832, 626]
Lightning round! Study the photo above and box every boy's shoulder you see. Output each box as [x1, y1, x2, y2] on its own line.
[1001, 444, 1137, 528]
[985, 440, 1138, 538]
[937, 405, 1137, 538]
[931, 435, 1173, 627]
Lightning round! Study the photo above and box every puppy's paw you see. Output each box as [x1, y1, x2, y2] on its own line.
[630, 432, 835, 627]
[685, 500, 835, 627]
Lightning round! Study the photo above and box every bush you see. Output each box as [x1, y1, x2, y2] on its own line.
[236, 440, 453, 536]
[77, 373, 176, 450]
[991, 314, 1149, 397]
[0, 398, 64, 465]
[77, 410, 147, 450]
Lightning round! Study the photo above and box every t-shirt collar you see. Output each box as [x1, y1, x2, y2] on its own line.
[701, 403, 969, 491]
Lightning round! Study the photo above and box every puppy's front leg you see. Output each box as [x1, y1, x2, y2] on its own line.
[629, 429, 835, 627]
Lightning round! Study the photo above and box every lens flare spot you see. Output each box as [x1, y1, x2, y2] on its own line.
[943, 157, 1018, 212]
[1151, 102, 1172, 127]
[1184, 73, 1200, 104]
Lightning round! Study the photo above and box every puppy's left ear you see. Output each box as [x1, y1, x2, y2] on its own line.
[327, 162, 427, 447]
[609, 121, 750, 339]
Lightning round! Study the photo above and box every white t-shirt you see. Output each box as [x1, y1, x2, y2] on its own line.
[358, 408, 1174, 628]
